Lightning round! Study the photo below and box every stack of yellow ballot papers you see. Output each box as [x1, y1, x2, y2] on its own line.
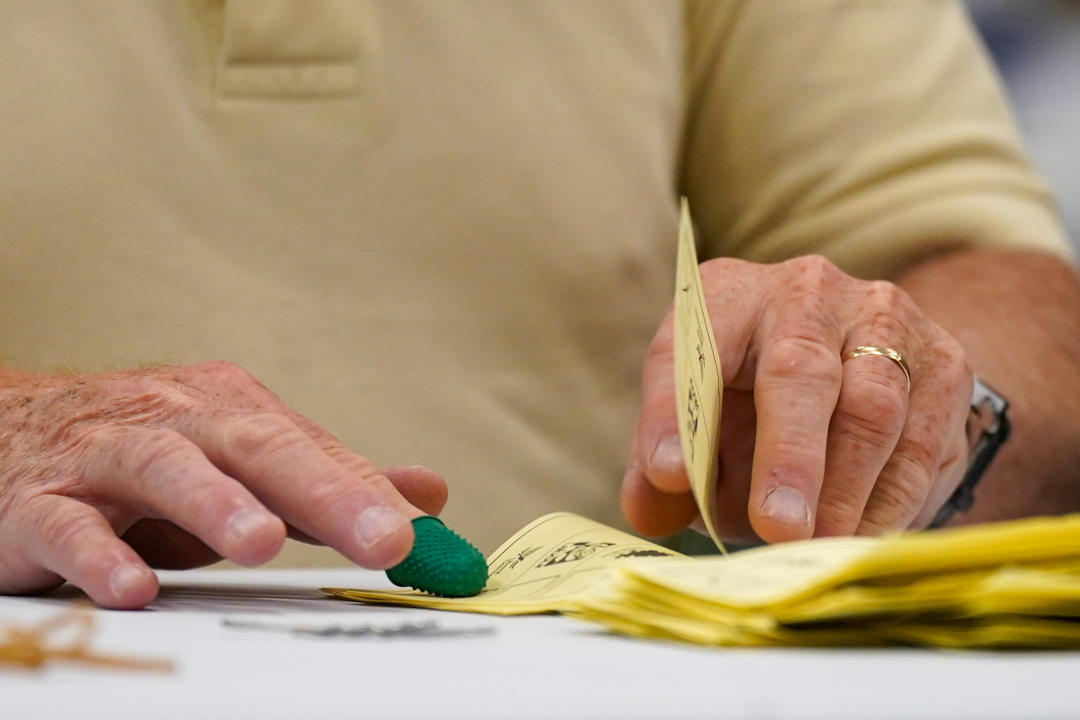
[326, 206, 1080, 648]
[325, 511, 1080, 649]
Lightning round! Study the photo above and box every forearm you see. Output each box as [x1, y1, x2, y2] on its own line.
[897, 247, 1080, 522]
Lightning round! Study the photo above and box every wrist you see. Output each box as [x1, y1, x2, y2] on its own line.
[928, 376, 1011, 528]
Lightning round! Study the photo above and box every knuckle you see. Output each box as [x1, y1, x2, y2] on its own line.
[760, 336, 841, 387]
[224, 412, 303, 457]
[878, 454, 934, 516]
[123, 428, 194, 480]
[325, 447, 379, 478]
[867, 280, 913, 315]
[32, 499, 96, 553]
[181, 480, 233, 520]
[196, 359, 247, 379]
[903, 427, 945, 473]
[766, 435, 825, 472]
[857, 516, 893, 536]
[0, 484, 53, 551]
[305, 472, 395, 521]
[814, 495, 864, 536]
[838, 378, 907, 444]
[303, 473, 364, 518]
[770, 257, 841, 318]
[192, 360, 263, 394]
[781, 255, 843, 295]
[364, 472, 400, 497]
[853, 282, 917, 342]
[789, 254, 839, 279]
[836, 410, 901, 453]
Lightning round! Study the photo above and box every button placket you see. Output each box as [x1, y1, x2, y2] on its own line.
[216, 0, 367, 99]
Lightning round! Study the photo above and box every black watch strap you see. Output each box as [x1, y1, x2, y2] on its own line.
[928, 377, 1011, 528]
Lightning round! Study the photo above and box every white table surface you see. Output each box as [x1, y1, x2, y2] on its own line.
[2, 567, 1079, 720]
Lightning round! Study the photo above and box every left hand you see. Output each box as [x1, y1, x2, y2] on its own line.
[621, 255, 973, 544]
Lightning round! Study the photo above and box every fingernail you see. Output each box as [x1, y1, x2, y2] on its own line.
[226, 508, 276, 545]
[109, 563, 148, 599]
[355, 506, 409, 550]
[649, 435, 684, 473]
[759, 487, 811, 528]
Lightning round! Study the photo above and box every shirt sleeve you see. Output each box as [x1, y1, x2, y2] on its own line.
[679, 0, 1075, 279]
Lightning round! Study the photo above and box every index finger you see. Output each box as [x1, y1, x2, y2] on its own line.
[285, 412, 448, 517]
[178, 410, 422, 569]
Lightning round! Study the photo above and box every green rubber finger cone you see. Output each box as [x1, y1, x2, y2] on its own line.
[385, 516, 488, 597]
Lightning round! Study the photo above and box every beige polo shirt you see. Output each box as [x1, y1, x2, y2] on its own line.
[0, 1, 1070, 561]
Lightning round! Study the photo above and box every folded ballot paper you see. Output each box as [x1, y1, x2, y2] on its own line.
[325, 511, 1080, 649]
[328, 202, 1080, 649]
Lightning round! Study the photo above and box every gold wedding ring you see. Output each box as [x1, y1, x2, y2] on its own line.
[842, 346, 911, 392]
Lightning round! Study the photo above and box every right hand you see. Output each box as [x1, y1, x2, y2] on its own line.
[0, 361, 447, 609]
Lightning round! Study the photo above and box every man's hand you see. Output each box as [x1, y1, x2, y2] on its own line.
[0, 361, 447, 608]
[621, 255, 973, 545]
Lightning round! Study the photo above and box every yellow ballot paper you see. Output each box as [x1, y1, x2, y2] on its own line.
[324, 513, 683, 615]
[673, 199, 725, 550]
